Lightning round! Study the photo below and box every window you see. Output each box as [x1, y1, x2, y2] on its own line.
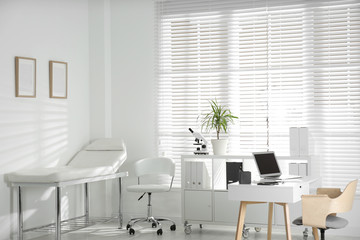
[156, 0, 360, 192]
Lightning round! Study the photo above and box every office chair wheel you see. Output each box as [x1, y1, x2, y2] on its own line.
[170, 224, 176, 231]
[157, 229, 163, 235]
[152, 222, 157, 228]
[126, 224, 130, 230]
[242, 228, 249, 238]
[129, 228, 135, 235]
[255, 227, 261, 232]
[184, 225, 192, 234]
[303, 228, 309, 239]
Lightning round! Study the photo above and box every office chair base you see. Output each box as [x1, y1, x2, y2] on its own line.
[126, 216, 176, 235]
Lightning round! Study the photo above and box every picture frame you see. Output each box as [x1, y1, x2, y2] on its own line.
[15, 56, 36, 97]
[49, 61, 68, 99]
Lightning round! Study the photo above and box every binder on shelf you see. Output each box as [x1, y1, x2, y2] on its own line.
[299, 127, 309, 156]
[196, 162, 203, 189]
[289, 127, 309, 156]
[299, 163, 308, 176]
[196, 161, 210, 189]
[184, 161, 210, 190]
[184, 161, 192, 189]
[191, 161, 197, 189]
[289, 163, 299, 175]
[289, 127, 300, 156]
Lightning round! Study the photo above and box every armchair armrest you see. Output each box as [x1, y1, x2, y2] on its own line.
[317, 188, 342, 198]
[302, 194, 331, 229]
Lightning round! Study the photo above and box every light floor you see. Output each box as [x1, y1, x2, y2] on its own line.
[28, 221, 359, 240]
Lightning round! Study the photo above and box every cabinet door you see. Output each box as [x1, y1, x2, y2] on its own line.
[184, 190, 212, 221]
[214, 191, 239, 223]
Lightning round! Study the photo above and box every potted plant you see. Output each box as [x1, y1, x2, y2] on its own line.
[201, 99, 238, 155]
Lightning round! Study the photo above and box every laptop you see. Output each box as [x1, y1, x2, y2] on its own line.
[253, 151, 302, 180]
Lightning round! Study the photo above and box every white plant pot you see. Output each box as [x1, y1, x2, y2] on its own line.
[211, 139, 228, 155]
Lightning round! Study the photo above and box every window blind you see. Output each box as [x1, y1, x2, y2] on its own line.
[156, 0, 360, 192]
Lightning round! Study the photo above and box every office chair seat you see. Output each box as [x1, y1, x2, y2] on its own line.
[127, 184, 170, 193]
[293, 215, 348, 229]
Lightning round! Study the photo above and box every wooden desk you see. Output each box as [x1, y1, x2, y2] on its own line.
[228, 177, 317, 240]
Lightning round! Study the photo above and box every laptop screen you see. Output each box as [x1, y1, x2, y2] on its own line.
[253, 151, 281, 177]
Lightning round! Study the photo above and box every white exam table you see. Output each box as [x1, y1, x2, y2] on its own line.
[6, 138, 128, 240]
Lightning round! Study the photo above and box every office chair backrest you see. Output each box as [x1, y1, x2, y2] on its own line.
[330, 179, 358, 214]
[134, 157, 175, 178]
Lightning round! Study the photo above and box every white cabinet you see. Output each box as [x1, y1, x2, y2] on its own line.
[181, 155, 310, 233]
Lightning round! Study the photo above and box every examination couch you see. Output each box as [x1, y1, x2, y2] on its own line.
[6, 138, 128, 240]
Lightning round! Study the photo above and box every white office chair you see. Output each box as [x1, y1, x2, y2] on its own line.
[126, 157, 176, 235]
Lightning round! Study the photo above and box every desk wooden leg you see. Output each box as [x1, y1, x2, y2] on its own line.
[312, 227, 319, 240]
[235, 201, 247, 240]
[282, 203, 292, 240]
[267, 202, 274, 240]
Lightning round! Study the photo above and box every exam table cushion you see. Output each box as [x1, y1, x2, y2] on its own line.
[7, 138, 127, 183]
[68, 150, 126, 172]
[85, 138, 124, 151]
[6, 166, 114, 183]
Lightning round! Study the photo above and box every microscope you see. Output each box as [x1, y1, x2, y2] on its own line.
[189, 128, 209, 155]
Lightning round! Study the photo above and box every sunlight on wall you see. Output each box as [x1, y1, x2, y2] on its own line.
[0, 92, 71, 235]
[0, 97, 69, 173]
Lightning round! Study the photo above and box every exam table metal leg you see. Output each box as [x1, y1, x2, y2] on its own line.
[55, 187, 61, 240]
[118, 178, 123, 229]
[18, 186, 23, 240]
[85, 183, 89, 224]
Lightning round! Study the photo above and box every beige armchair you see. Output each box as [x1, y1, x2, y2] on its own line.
[293, 179, 358, 240]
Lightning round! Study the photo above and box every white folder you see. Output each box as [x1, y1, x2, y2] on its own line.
[299, 127, 309, 156]
[289, 163, 299, 175]
[290, 127, 300, 156]
[191, 161, 197, 189]
[184, 161, 192, 189]
[299, 163, 308, 176]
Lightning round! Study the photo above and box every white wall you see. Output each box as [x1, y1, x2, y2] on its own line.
[109, 0, 183, 221]
[0, 0, 90, 239]
[111, 0, 157, 166]
[89, 0, 112, 140]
